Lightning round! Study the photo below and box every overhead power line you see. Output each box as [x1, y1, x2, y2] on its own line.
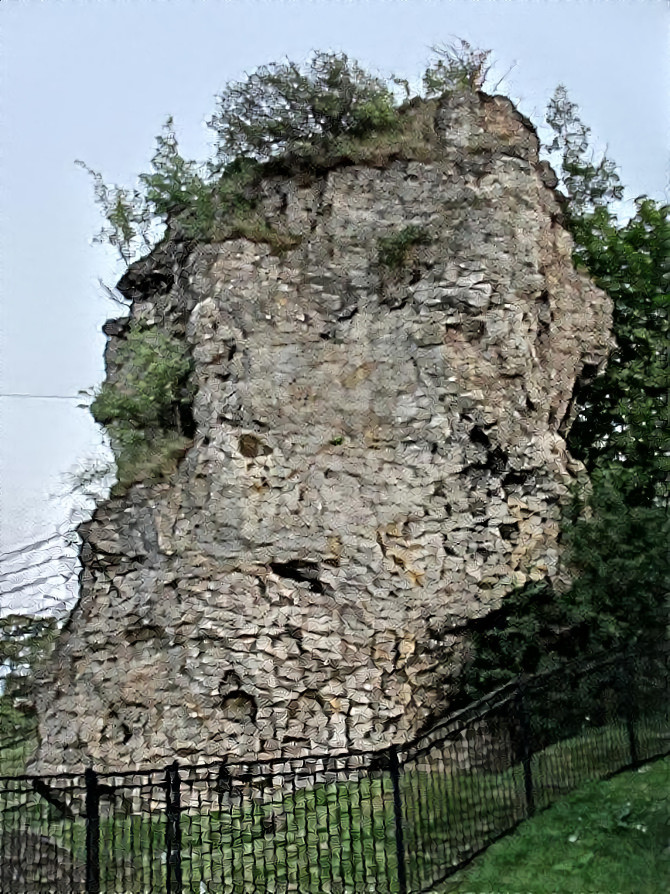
[0, 554, 79, 583]
[0, 574, 76, 599]
[0, 393, 84, 400]
[0, 534, 71, 561]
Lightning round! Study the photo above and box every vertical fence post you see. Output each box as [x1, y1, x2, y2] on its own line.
[388, 745, 408, 894]
[516, 680, 535, 817]
[165, 760, 182, 894]
[85, 767, 100, 894]
[621, 655, 640, 767]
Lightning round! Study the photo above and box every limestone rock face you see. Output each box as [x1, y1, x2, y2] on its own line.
[31, 92, 613, 774]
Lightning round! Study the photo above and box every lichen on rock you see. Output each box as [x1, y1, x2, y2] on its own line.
[30, 90, 613, 774]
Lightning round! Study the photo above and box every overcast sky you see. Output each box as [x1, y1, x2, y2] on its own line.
[1, 0, 668, 618]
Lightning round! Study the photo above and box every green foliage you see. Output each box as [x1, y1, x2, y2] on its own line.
[422, 39, 492, 98]
[211, 157, 262, 215]
[560, 480, 669, 649]
[545, 90, 669, 651]
[566, 199, 670, 508]
[547, 91, 669, 650]
[459, 580, 563, 698]
[75, 160, 153, 264]
[138, 116, 219, 241]
[79, 123, 285, 258]
[138, 116, 206, 218]
[546, 84, 624, 219]
[460, 87, 670, 701]
[0, 615, 58, 764]
[207, 51, 399, 167]
[111, 429, 193, 493]
[0, 615, 59, 680]
[90, 326, 195, 491]
[91, 327, 193, 431]
[79, 119, 229, 258]
[79, 46, 496, 262]
[462, 481, 669, 702]
[377, 224, 432, 270]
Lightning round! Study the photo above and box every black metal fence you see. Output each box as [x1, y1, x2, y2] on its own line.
[1, 644, 667, 893]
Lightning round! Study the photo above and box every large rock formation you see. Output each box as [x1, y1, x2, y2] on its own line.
[31, 91, 612, 774]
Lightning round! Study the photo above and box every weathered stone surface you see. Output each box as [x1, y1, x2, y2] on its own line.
[30, 91, 613, 774]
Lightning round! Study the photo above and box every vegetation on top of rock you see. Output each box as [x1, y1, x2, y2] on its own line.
[74, 160, 154, 266]
[206, 51, 400, 168]
[422, 39, 492, 97]
[77, 43, 493, 266]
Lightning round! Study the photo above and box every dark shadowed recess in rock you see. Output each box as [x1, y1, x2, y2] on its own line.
[269, 560, 325, 593]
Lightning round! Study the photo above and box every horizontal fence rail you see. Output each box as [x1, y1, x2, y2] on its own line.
[0, 644, 667, 893]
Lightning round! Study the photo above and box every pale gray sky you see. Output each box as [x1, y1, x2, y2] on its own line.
[1, 0, 668, 616]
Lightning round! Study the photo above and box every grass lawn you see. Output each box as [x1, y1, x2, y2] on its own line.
[438, 757, 670, 894]
[1, 717, 666, 892]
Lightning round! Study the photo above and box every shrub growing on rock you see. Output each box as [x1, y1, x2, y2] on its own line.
[91, 326, 194, 432]
[422, 39, 492, 98]
[377, 224, 432, 270]
[79, 44, 499, 263]
[91, 326, 195, 491]
[75, 160, 154, 265]
[207, 51, 400, 167]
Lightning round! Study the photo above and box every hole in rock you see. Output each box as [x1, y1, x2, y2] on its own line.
[499, 522, 520, 540]
[117, 270, 175, 302]
[219, 670, 243, 694]
[220, 691, 257, 723]
[239, 433, 272, 458]
[269, 560, 324, 593]
[469, 426, 491, 449]
[178, 401, 196, 438]
[486, 445, 508, 475]
[503, 469, 531, 488]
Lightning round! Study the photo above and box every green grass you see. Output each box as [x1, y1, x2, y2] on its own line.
[439, 757, 670, 894]
[2, 717, 667, 893]
[1, 774, 400, 893]
[0, 722, 38, 777]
